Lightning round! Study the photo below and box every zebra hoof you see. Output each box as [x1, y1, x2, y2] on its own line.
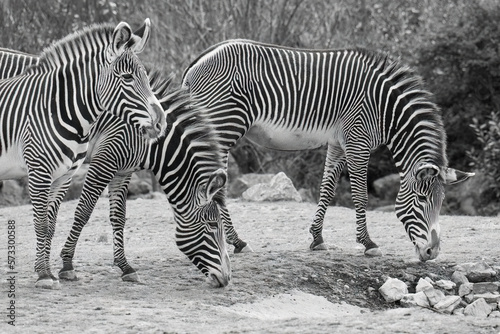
[364, 247, 383, 257]
[234, 244, 254, 254]
[310, 236, 328, 251]
[35, 278, 58, 289]
[59, 270, 78, 281]
[311, 242, 328, 251]
[122, 272, 140, 282]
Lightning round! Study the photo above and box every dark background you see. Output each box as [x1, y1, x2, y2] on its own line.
[1, 0, 498, 215]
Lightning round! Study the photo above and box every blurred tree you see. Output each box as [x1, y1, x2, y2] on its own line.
[0, 0, 498, 212]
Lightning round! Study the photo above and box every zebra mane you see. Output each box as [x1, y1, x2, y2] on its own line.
[364, 49, 448, 166]
[149, 70, 226, 202]
[37, 23, 115, 68]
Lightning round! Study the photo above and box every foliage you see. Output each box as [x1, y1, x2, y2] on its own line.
[0, 0, 499, 213]
[468, 112, 500, 200]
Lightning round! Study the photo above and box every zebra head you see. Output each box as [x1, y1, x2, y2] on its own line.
[174, 169, 231, 288]
[396, 162, 474, 261]
[98, 19, 166, 140]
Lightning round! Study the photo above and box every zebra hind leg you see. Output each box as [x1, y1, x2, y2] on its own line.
[309, 145, 346, 251]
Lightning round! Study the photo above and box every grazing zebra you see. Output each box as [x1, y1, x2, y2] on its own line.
[182, 39, 474, 261]
[0, 50, 230, 287]
[0, 20, 166, 289]
[56, 73, 230, 287]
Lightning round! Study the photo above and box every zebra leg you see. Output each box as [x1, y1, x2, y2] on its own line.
[59, 163, 117, 280]
[309, 145, 346, 251]
[43, 179, 72, 288]
[28, 171, 58, 289]
[107, 174, 138, 282]
[221, 204, 252, 253]
[345, 146, 382, 257]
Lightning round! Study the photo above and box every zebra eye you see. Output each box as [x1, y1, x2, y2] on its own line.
[121, 73, 133, 81]
[206, 220, 218, 230]
[417, 194, 427, 202]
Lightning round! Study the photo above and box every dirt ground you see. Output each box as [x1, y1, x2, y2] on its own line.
[0, 196, 499, 333]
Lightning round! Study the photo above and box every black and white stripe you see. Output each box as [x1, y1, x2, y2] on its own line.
[182, 40, 474, 261]
[0, 20, 165, 289]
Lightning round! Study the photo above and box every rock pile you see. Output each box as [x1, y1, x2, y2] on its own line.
[379, 261, 500, 317]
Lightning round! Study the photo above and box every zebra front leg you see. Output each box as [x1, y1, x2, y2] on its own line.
[220, 203, 252, 253]
[310, 145, 346, 251]
[59, 164, 116, 280]
[108, 175, 138, 282]
[28, 172, 59, 289]
[43, 179, 72, 288]
[346, 146, 381, 257]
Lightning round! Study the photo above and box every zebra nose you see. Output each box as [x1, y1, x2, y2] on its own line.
[418, 229, 440, 261]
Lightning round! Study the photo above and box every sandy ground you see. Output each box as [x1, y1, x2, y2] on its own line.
[0, 196, 499, 333]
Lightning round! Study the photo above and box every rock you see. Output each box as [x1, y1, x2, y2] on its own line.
[459, 283, 474, 297]
[127, 171, 153, 197]
[229, 173, 274, 198]
[451, 271, 469, 287]
[379, 277, 408, 303]
[490, 311, 500, 318]
[452, 307, 465, 316]
[242, 172, 301, 202]
[433, 295, 462, 314]
[473, 282, 499, 294]
[372, 173, 399, 201]
[435, 279, 456, 290]
[400, 291, 430, 308]
[415, 277, 433, 293]
[0, 178, 30, 207]
[423, 286, 445, 307]
[473, 293, 500, 304]
[424, 276, 435, 285]
[464, 293, 475, 304]
[464, 298, 492, 317]
[454, 262, 497, 283]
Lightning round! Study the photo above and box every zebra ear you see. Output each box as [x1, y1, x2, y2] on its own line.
[206, 169, 227, 202]
[110, 22, 133, 60]
[127, 18, 151, 54]
[416, 163, 440, 181]
[442, 168, 475, 185]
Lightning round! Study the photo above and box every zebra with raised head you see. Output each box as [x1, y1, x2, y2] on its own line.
[182, 40, 474, 261]
[0, 20, 166, 289]
[56, 73, 230, 287]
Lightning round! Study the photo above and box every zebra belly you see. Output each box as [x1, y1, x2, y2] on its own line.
[246, 123, 339, 151]
[0, 147, 28, 179]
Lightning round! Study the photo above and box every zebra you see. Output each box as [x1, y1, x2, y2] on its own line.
[0, 20, 166, 289]
[181, 39, 474, 261]
[0, 50, 230, 288]
[55, 73, 231, 287]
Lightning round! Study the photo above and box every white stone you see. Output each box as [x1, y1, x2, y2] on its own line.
[472, 282, 499, 294]
[473, 293, 500, 304]
[415, 278, 433, 293]
[451, 271, 469, 286]
[400, 292, 430, 308]
[379, 277, 408, 303]
[424, 276, 435, 285]
[433, 295, 462, 314]
[454, 262, 497, 283]
[422, 286, 445, 307]
[242, 172, 302, 202]
[489, 311, 500, 318]
[435, 279, 456, 290]
[464, 298, 492, 317]
[459, 282, 474, 297]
